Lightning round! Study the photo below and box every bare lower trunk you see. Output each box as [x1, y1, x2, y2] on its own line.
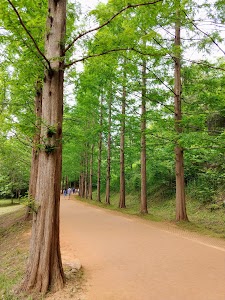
[79, 154, 85, 198]
[65, 175, 69, 190]
[119, 65, 126, 209]
[21, 0, 66, 294]
[105, 93, 112, 205]
[97, 94, 103, 202]
[79, 174, 82, 196]
[174, 6, 188, 221]
[85, 148, 89, 199]
[61, 176, 65, 193]
[175, 146, 187, 220]
[89, 144, 94, 200]
[25, 84, 42, 221]
[140, 58, 148, 214]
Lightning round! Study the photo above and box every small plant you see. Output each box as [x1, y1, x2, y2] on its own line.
[21, 195, 40, 214]
[44, 144, 56, 154]
[47, 125, 57, 138]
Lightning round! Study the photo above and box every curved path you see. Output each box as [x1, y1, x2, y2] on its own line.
[60, 197, 225, 300]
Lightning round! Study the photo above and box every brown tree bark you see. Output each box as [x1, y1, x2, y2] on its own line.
[89, 144, 94, 200]
[25, 83, 42, 221]
[97, 94, 103, 202]
[84, 147, 89, 199]
[140, 58, 148, 214]
[174, 6, 188, 221]
[79, 174, 82, 196]
[21, 0, 66, 293]
[119, 63, 126, 209]
[105, 92, 112, 205]
[65, 175, 69, 190]
[79, 158, 85, 197]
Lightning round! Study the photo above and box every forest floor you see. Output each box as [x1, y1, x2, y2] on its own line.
[1, 196, 225, 299]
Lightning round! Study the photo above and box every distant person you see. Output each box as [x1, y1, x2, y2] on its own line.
[67, 187, 72, 199]
[63, 189, 67, 197]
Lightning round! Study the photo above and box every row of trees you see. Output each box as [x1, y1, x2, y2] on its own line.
[62, 0, 225, 219]
[1, 0, 225, 296]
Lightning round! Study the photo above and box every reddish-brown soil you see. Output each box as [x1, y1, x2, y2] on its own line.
[59, 196, 225, 300]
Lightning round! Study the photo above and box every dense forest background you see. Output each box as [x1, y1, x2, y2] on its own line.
[1, 0, 225, 219]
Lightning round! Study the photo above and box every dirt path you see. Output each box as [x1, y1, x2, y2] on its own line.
[60, 197, 225, 300]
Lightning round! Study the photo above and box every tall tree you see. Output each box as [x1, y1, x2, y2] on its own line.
[174, 2, 188, 221]
[119, 59, 127, 209]
[140, 56, 148, 214]
[97, 94, 104, 202]
[105, 88, 112, 205]
[20, 0, 66, 293]
[89, 144, 94, 200]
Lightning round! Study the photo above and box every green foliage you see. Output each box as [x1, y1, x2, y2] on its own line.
[21, 194, 39, 214]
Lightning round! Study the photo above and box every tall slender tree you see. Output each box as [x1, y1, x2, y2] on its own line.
[174, 2, 188, 221]
[119, 59, 127, 209]
[105, 88, 112, 205]
[97, 94, 104, 202]
[140, 56, 148, 214]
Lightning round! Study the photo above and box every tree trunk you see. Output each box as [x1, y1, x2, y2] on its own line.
[21, 0, 66, 293]
[97, 94, 103, 202]
[80, 156, 85, 198]
[65, 175, 69, 190]
[105, 92, 112, 205]
[79, 174, 82, 196]
[174, 6, 188, 221]
[61, 176, 65, 193]
[119, 64, 126, 209]
[84, 148, 89, 199]
[140, 58, 148, 214]
[25, 83, 42, 221]
[89, 144, 94, 200]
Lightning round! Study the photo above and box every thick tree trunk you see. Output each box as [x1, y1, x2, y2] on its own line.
[97, 94, 103, 202]
[174, 7, 188, 221]
[89, 144, 94, 200]
[119, 65, 126, 209]
[140, 58, 148, 214]
[105, 93, 112, 205]
[25, 84, 42, 221]
[21, 0, 66, 293]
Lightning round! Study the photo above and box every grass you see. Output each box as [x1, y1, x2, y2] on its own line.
[78, 191, 225, 239]
[0, 199, 31, 300]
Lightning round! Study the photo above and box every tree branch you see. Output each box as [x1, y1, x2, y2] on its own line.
[65, 47, 163, 68]
[182, 58, 225, 72]
[7, 0, 51, 70]
[64, 0, 163, 54]
[183, 10, 225, 57]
